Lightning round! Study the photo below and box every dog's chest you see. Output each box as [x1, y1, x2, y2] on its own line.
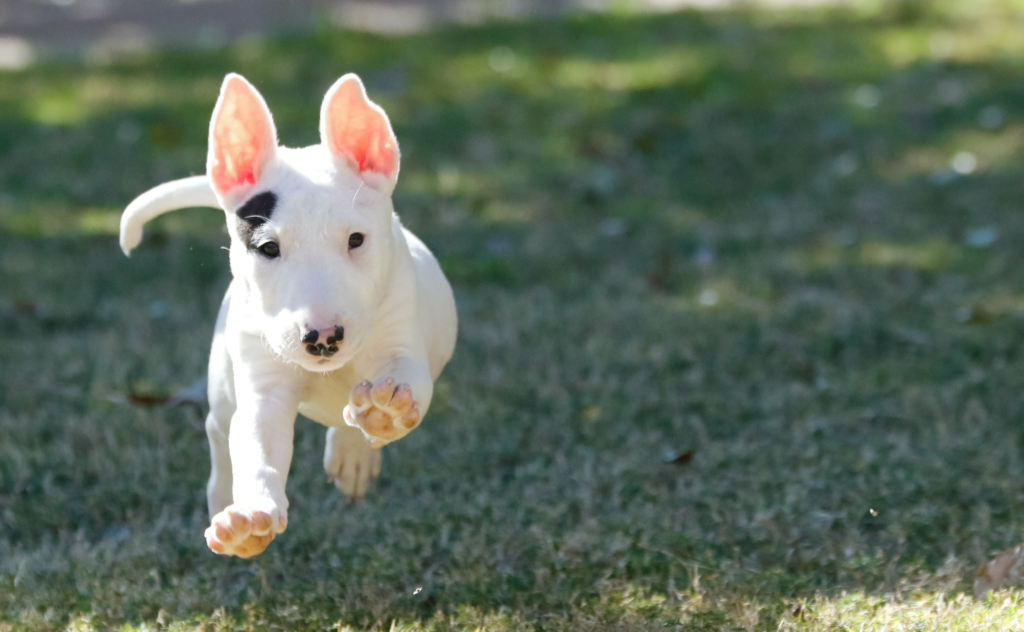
[297, 364, 360, 427]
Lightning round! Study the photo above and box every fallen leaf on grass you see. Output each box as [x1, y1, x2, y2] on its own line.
[581, 405, 602, 421]
[13, 300, 37, 316]
[974, 543, 1024, 598]
[109, 378, 207, 411]
[126, 391, 171, 407]
[662, 448, 695, 465]
[648, 250, 673, 291]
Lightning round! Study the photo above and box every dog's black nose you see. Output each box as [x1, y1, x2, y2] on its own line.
[302, 326, 342, 357]
[305, 342, 339, 357]
[325, 326, 344, 345]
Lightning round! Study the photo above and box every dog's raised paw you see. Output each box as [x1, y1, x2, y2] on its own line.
[204, 505, 287, 558]
[345, 377, 421, 447]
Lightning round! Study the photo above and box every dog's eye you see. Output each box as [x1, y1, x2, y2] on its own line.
[257, 241, 280, 258]
[349, 233, 364, 249]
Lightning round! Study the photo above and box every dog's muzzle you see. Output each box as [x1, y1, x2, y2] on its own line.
[302, 326, 344, 357]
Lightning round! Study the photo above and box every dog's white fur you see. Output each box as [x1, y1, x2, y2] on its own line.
[119, 73, 456, 557]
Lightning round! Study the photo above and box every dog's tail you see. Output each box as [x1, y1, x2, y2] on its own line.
[119, 175, 221, 256]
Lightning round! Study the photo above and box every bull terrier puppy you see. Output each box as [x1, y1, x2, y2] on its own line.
[119, 73, 457, 558]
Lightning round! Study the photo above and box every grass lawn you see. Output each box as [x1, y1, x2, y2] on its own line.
[7, 1, 1024, 629]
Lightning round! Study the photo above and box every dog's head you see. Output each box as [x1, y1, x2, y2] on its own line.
[208, 74, 400, 372]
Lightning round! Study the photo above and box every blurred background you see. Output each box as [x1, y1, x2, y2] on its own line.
[0, 0, 837, 60]
[5, 0, 1024, 630]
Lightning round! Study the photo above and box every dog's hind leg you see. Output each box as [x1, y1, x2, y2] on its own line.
[205, 291, 236, 517]
[324, 424, 382, 500]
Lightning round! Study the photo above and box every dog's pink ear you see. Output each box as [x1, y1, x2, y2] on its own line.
[207, 74, 278, 196]
[320, 74, 399, 188]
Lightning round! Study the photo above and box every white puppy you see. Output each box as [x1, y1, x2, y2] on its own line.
[118, 73, 457, 558]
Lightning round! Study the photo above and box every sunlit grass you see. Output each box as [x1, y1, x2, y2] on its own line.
[5, 76, 224, 126]
[877, 14, 1024, 67]
[788, 237, 987, 273]
[550, 50, 713, 91]
[780, 590, 1024, 631]
[0, 203, 119, 237]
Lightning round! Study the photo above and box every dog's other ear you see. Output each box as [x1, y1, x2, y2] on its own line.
[320, 74, 399, 191]
[207, 73, 278, 198]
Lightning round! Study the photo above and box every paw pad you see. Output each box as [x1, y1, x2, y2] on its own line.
[205, 506, 286, 558]
[346, 377, 421, 446]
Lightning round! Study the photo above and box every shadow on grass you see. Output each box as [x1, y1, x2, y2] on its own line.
[5, 3, 1024, 630]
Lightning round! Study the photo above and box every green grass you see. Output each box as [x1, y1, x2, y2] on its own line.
[7, 1, 1024, 629]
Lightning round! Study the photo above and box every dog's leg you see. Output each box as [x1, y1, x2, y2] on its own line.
[324, 424, 382, 500]
[205, 290, 236, 516]
[205, 411, 233, 515]
[346, 357, 434, 448]
[204, 341, 299, 558]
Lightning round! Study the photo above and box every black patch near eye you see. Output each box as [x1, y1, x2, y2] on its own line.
[236, 191, 278, 227]
[349, 233, 364, 249]
[235, 191, 278, 249]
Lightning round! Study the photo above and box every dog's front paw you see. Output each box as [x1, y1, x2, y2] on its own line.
[344, 377, 421, 448]
[324, 425, 382, 499]
[204, 505, 287, 558]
